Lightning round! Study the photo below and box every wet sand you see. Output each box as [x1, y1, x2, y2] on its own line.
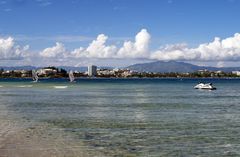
[0, 97, 103, 157]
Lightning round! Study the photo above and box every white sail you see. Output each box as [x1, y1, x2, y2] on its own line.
[69, 70, 75, 82]
[32, 70, 39, 82]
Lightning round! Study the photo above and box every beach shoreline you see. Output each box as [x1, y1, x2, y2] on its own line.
[0, 123, 103, 157]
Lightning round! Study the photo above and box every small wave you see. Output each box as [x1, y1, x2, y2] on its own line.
[53, 86, 68, 89]
[224, 144, 232, 147]
[0, 85, 3, 88]
[17, 85, 33, 88]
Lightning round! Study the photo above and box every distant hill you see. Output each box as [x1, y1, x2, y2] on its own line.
[0, 66, 37, 71]
[0, 66, 113, 72]
[126, 61, 240, 73]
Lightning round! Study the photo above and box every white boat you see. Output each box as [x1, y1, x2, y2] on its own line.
[69, 70, 75, 82]
[194, 83, 216, 90]
[32, 70, 39, 82]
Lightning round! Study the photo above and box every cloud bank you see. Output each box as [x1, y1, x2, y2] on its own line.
[71, 29, 150, 58]
[151, 33, 240, 61]
[0, 36, 29, 60]
[71, 34, 117, 58]
[117, 29, 150, 58]
[40, 42, 66, 58]
[2, 29, 240, 64]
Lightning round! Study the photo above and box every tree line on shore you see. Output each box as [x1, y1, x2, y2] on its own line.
[0, 66, 240, 78]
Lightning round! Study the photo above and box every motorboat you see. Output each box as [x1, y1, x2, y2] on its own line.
[194, 83, 216, 90]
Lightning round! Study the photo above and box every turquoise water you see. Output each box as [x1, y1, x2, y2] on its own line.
[0, 78, 240, 156]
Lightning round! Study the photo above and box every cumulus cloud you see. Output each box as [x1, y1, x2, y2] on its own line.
[71, 29, 151, 59]
[71, 34, 117, 58]
[6, 28, 240, 67]
[151, 33, 240, 61]
[117, 29, 150, 58]
[40, 42, 66, 58]
[0, 36, 29, 60]
[37, 29, 240, 63]
[151, 43, 198, 60]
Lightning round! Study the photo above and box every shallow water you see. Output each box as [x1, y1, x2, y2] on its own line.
[0, 78, 240, 156]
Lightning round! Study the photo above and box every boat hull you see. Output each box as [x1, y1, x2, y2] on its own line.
[194, 83, 217, 90]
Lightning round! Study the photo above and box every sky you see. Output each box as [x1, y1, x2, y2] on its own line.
[1, 0, 240, 67]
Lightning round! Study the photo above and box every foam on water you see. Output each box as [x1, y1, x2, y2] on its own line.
[17, 85, 33, 88]
[53, 86, 68, 89]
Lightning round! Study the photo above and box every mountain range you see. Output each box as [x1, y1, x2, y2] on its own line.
[127, 61, 240, 73]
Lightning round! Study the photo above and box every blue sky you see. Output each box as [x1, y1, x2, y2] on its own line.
[1, 0, 240, 67]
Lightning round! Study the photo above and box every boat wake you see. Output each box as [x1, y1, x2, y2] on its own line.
[17, 85, 33, 88]
[53, 86, 68, 89]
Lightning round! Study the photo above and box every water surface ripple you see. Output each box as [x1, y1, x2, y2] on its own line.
[0, 78, 240, 156]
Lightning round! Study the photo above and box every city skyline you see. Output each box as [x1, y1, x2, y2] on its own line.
[1, 0, 240, 67]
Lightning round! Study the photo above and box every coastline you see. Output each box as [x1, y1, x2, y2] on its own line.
[0, 76, 240, 79]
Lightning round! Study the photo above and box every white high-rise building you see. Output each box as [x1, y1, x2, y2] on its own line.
[88, 65, 97, 76]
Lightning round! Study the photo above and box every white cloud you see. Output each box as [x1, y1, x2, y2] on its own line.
[40, 42, 66, 58]
[0, 36, 29, 60]
[150, 43, 198, 61]
[71, 34, 117, 58]
[14, 29, 240, 66]
[86, 34, 117, 58]
[151, 33, 240, 61]
[117, 29, 150, 58]
[44, 30, 240, 62]
[71, 29, 150, 59]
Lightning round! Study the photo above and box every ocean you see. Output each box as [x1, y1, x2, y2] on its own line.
[0, 78, 240, 157]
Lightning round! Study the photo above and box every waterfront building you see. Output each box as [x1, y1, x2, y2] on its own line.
[232, 71, 240, 76]
[37, 68, 57, 76]
[88, 65, 97, 76]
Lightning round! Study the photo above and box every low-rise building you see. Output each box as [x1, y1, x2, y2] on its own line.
[232, 71, 240, 76]
[37, 68, 57, 76]
[97, 69, 115, 76]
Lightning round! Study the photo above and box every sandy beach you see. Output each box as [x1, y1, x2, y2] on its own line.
[0, 105, 102, 157]
[0, 122, 104, 157]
